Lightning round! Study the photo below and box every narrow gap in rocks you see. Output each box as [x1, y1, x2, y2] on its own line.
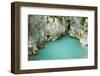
[28, 15, 88, 60]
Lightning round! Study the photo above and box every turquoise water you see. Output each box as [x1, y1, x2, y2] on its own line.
[29, 35, 88, 60]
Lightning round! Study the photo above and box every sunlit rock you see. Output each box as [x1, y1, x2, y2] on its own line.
[28, 15, 88, 55]
[69, 17, 88, 46]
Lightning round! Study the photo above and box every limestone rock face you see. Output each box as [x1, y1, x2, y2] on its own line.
[45, 16, 67, 41]
[28, 15, 88, 55]
[69, 17, 88, 46]
[28, 15, 68, 55]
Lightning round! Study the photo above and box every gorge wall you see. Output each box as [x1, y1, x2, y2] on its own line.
[28, 15, 88, 55]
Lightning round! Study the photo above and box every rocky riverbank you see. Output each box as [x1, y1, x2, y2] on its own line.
[28, 15, 88, 55]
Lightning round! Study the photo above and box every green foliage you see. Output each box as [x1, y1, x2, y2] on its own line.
[78, 17, 86, 25]
[49, 16, 68, 23]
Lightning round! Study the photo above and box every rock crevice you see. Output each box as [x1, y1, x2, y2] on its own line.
[28, 15, 88, 55]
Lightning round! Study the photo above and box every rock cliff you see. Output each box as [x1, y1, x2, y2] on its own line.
[69, 17, 88, 46]
[28, 15, 88, 55]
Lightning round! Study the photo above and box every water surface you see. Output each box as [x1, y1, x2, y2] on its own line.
[29, 35, 88, 60]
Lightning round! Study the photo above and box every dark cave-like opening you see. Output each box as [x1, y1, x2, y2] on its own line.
[67, 20, 70, 31]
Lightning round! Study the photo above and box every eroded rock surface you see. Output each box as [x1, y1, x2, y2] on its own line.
[69, 17, 88, 46]
[28, 15, 88, 55]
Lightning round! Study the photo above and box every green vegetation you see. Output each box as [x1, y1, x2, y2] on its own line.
[78, 17, 87, 25]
